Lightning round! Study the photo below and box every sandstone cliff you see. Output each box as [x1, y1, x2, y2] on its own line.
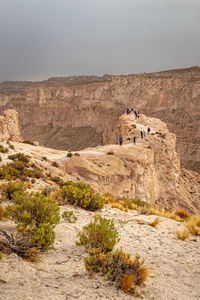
[0, 66, 199, 173]
[7, 112, 199, 214]
[0, 109, 22, 142]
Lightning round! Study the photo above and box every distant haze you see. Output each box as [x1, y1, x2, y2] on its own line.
[0, 0, 199, 81]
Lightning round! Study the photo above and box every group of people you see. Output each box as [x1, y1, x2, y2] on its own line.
[126, 108, 140, 118]
[118, 109, 151, 146]
[119, 127, 151, 146]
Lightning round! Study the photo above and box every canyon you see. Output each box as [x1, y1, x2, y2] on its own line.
[0, 66, 199, 173]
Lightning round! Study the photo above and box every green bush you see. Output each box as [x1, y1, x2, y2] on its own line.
[0, 180, 26, 201]
[0, 161, 44, 181]
[131, 124, 136, 129]
[132, 198, 149, 208]
[51, 161, 59, 168]
[8, 153, 29, 163]
[0, 206, 3, 220]
[62, 210, 78, 223]
[67, 152, 73, 158]
[61, 181, 105, 211]
[0, 145, 8, 153]
[8, 142, 15, 150]
[0, 252, 2, 260]
[23, 139, 34, 145]
[0, 156, 2, 162]
[3, 191, 60, 250]
[77, 216, 148, 294]
[106, 151, 114, 155]
[76, 216, 119, 253]
[84, 249, 148, 293]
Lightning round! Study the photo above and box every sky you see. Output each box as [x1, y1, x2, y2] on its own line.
[0, 0, 199, 81]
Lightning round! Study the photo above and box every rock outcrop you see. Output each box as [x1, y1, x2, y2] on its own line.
[63, 113, 199, 213]
[0, 109, 22, 142]
[6, 111, 199, 213]
[0, 66, 199, 173]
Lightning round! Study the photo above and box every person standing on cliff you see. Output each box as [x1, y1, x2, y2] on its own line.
[119, 137, 123, 146]
[133, 136, 136, 144]
[140, 131, 143, 139]
[147, 127, 151, 134]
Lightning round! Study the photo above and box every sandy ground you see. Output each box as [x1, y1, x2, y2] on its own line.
[0, 204, 200, 300]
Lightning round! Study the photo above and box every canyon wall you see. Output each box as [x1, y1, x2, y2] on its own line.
[0, 109, 22, 142]
[0, 67, 199, 173]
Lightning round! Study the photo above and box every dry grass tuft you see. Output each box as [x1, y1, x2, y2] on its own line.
[176, 228, 190, 240]
[185, 218, 200, 236]
[149, 217, 160, 228]
[174, 209, 190, 219]
[103, 193, 115, 204]
[111, 202, 126, 211]
[121, 273, 135, 292]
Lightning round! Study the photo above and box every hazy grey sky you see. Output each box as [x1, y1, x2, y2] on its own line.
[0, 0, 200, 81]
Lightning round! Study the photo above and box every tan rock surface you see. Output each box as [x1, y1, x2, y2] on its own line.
[0, 109, 22, 142]
[8, 112, 199, 214]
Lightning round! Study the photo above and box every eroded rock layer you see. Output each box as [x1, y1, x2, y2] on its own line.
[0, 66, 199, 172]
[0, 109, 22, 142]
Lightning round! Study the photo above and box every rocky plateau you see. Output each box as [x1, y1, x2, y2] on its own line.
[0, 66, 199, 174]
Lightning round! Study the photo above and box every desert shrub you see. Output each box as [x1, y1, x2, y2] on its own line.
[174, 209, 189, 220]
[156, 132, 166, 139]
[3, 191, 60, 250]
[0, 206, 3, 220]
[31, 178, 36, 184]
[51, 161, 59, 168]
[185, 217, 200, 236]
[84, 249, 148, 293]
[0, 160, 44, 181]
[67, 152, 73, 157]
[8, 142, 15, 150]
[8, 153, 29, 163]
[102, 193, 115, 203]
[49, 176, 61, 184]
[106, 151, 114, 155]
[0, 180, 26, 201]
[111, 202, 127, 211]
[77, 216, 147, 294]
[131, 124, 136, 128]
[0, 161, 27, 180]
[23, 139, 34, 145]
[76, 216, 119, 253]
[62, 210, 78, 223]
[0, 252, 2, 260]
[42, 156, 47, 161]
[133, 198, 149, 208]
[61, 181, 105, 211]
[0, 156, 2, 162]
[0, 145, 8, 153]
[176, 228, 190, 240]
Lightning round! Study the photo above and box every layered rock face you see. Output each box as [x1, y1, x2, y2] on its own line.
[7, 112, 199, 213]
[0, 66, 199, 173]
[63, 113, 199, 213]
[0, 109, 22, 142]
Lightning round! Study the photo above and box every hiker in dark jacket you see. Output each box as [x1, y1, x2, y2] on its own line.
[147, 127, 151, 134]
[133, 136, 136, 144]
[140, 131, 143, 139]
